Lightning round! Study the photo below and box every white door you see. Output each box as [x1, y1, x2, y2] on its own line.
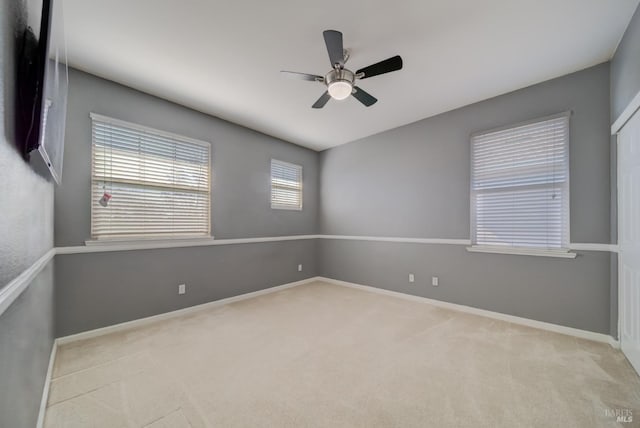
[618, 108, 640, 375]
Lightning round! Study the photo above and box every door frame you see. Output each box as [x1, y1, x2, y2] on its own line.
[612, 89, 640, 345]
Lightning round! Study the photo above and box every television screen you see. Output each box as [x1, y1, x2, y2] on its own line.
[18, 0, 68, 184]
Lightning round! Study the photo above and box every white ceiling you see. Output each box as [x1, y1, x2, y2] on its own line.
[57, 0, 638, 151]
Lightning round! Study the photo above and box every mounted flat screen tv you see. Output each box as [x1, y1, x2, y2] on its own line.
[17, 0, 68, 184]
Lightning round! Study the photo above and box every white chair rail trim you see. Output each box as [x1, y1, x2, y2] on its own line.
[0, 236, 618, 319]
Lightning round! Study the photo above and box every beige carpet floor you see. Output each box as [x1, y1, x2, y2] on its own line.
[45, 281, 640, 428]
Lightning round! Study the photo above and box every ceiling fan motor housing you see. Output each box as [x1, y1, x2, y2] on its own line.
[325, 69, 355, 100]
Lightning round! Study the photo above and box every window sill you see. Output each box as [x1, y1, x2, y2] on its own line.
[83, 236, 215, 251]
[466, 246, 577, 259]
[86, 236, 214, 246]
[271, 205, 303, 211]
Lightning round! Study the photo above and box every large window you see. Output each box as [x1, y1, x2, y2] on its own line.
[270, 159, 302, 210]
[470, 113, 570, 250]
[91, 114, 210, 240]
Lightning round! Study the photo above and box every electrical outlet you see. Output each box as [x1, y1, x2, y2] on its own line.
[178, 284, 186, 295]
[298, 264, 303, 272]
[432, 277, 439, 287]
[409, 273, 415, 283]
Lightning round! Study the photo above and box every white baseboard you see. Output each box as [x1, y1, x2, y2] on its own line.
[56, 277, 321, 345]
[36, 341, 57, 428]
[318, 277, 616, 346]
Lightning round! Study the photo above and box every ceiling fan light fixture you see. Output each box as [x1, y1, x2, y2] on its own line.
[327, 80, 353, 100]
[281, 30, 402, 108]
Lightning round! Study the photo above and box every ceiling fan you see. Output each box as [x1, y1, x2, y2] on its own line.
[281, 30, 403, 109]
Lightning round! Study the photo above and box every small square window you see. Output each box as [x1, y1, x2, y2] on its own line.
[271, 159, 302, 210]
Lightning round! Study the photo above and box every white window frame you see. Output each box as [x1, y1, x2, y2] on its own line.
[270, 159, 303, 211]
[468, 112, 575, 258]
[90, 113, 211, 242]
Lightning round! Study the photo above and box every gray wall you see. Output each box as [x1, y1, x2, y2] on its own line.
[319, 240, 610, 334]
[319, 64, 614, 334]
[320, 63, 611, 244]
[56, 240, 317, 336]
[0, 264, 54, 428]
[56, 68, 319, 246]
[55, 69, 320, 336]
[0, 1, 55, 427]
[611, 4, 640, 121]
[0, 4, 54, 285]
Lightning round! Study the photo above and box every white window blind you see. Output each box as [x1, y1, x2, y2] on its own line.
[471, 113, 570, 249]
[271, 159, 302, 210]
[91, 113, 210, 240]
